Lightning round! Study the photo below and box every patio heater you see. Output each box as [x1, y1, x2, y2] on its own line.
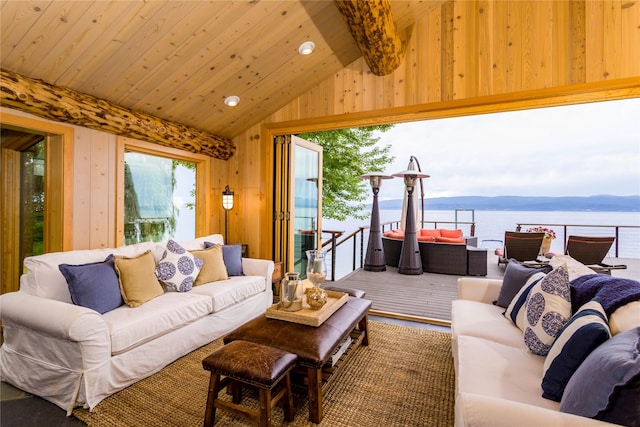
[393, 157, 430, 275]
[360, 173, 393, 271]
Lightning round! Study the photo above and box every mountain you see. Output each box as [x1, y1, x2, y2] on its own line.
[376, 195, 640, 212]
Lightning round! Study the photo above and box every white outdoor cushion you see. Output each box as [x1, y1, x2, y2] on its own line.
[103, 292, 212, 355]
[452, 300, 525, 349]
[456, 335, 558, 411]
[190, 275, 266, 313]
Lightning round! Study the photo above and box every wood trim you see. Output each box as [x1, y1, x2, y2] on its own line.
[264, 77, 640, 134]
[0, 112, 74, 293]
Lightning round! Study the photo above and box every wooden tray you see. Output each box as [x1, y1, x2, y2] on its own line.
[266, 290, 348, 327]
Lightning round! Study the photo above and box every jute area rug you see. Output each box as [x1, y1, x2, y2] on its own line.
[73, 320, 455, 427]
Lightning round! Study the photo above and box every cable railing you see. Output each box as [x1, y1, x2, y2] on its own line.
[321, 220, 638, 281]
[320, 219, 476, 281]
[515, 223, 640, 258]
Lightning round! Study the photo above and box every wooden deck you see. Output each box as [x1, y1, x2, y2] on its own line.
[332, 254, 639, 324]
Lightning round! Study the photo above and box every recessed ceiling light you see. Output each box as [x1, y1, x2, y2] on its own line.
[298, 41, 315, 55]
[224, 96, 240, 107]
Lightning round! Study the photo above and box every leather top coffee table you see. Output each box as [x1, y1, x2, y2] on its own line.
[224, 296, 372, 423]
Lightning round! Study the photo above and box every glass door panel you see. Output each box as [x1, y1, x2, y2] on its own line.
[291, 136, 321, 277]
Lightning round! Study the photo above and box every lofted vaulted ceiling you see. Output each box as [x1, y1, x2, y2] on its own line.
[1, 0, 442, 141]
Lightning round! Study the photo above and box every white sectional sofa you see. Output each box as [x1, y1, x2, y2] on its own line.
[451, 258, 640, 427]
[0, 234, 273, 415]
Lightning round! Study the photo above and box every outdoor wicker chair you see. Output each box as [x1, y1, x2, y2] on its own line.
[496, 231, 545, 266]
[565, 235, 627, 274]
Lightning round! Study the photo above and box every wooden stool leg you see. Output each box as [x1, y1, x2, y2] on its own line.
[282, 373, 295, 421]
[258, 388, 272, 427]
[203, 373, 221, 427]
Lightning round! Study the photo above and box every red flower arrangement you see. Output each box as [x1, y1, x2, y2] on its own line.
[526, 226, 556, 239]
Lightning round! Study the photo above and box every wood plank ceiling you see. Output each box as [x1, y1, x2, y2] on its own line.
[1, 1, 441, 141]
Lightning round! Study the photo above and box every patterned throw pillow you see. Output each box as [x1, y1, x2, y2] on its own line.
[495, 260, 552, 308]
[156, 240, 204, 292]
[504, 271, 547, 330]
[542, 300, 611, 401]
[523, 266, 572, 356]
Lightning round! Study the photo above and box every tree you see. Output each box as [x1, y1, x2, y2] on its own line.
[299, 125, 395, 221]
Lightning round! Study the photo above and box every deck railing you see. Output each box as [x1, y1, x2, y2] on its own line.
[515, 223, 640, 258]
[321, 220, 638, 281]
[320, 219, 476, 281]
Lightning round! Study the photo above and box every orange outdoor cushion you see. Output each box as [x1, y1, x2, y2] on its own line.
[417, 235, 436, 242]
[435, 236, 465, 244]
[440, 229, 463, 238]
[384, 230, 404, 239]
[420, 229, 441, 238]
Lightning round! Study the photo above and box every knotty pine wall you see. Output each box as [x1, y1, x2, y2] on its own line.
[228, 0, 640, 258]
[2, 1, 639, 263]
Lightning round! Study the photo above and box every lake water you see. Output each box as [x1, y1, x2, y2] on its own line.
[321, 209, 640, 280]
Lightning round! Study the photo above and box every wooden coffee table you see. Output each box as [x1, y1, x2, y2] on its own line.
[224, 296, 372, 423]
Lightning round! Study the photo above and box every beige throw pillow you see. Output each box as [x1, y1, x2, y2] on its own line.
[190, 245, 229, 285]
[114, 250, 164, 307]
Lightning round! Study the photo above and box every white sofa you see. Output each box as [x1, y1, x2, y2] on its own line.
[451, 271, 638, 427]
[0, 234, 273, 415]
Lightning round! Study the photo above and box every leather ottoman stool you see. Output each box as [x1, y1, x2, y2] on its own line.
[202, 340, 298, 427]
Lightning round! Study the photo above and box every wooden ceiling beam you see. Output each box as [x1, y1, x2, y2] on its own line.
[334, 0, 407, 76]
[0, 69, 235, 160]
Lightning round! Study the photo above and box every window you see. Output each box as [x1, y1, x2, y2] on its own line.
[117, 137, 211, 246]
[20, 138, 46, 259]
[124, 151, 196, 244]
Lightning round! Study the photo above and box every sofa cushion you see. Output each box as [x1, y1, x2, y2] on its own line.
[440, 229, 463, 238]
[20, 241, 159, 303]
[114, 250, 164, 308]
[59, 255, 124, 314]
[155, 240, 203, 292]
[542, 301, 610, 401]
[452, 300, 525, 349]
[610, 301, 640, 336]
[103, 292, 213, 355]
[560, 327, 640, 426]
[456, 335, 559, 411]
[190, 245, 229, 285]
[495, 260, 552, 308]
[435, 236, 465, 244]
[504, 272, 546, 330]
[190, 275, 266, 313]
[523, 266, 571, 356]
[417, 235, 436, 242]
[420, 229, 441, 238]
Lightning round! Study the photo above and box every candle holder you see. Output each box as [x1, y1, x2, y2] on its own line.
[305, 250, 328, 309]
[280, 272, 303, 312]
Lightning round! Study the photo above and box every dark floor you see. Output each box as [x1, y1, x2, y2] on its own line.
[0, 315, 443, 427]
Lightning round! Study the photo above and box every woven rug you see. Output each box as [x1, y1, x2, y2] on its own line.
[73, 321, 455, 427]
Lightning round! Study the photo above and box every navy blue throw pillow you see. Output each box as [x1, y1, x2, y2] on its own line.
[59, 255, 124, 314]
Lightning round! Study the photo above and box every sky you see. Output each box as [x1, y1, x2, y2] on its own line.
[372, 98, 640, 201]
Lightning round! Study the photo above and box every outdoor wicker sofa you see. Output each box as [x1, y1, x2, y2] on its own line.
[382, 233, 486, 276]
